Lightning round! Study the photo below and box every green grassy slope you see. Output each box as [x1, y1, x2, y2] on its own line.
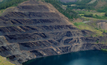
[62, 0, 97, 10]
[0, 56, 15, 65]
[0, 0, 27, 10]
[42, 0, 79, 19]
[61, 0, 107, 11]
[58, 0, 107, 37]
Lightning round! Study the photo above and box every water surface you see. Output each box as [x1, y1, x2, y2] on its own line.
[23, 50, 107, 65]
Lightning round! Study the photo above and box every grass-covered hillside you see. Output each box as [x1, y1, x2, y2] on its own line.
[0, 0, 27, 10]
[0, 56, 15, 65]
[44, 0, 107, 20]
[63, 0, 107, 11]
[58, 0, 107, 37]
[0, 0, 28, 16]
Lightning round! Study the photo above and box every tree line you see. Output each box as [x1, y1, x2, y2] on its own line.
[43, 0, 79, 19]
[0, 0, 27, 10]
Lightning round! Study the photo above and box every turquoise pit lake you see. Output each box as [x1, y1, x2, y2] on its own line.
[23, 50, 107, 65]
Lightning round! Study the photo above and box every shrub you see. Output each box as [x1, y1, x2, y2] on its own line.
[105, 12, 107, 17]
[84, 14, 93, 17]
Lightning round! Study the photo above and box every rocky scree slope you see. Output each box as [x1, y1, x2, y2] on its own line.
[0, 0, 107, 65]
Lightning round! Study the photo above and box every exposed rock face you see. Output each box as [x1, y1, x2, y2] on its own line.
[0, 0, 107, 65]
[97, 21, 107, 30]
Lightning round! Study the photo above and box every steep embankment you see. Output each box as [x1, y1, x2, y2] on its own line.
[0, 0, 107, 65]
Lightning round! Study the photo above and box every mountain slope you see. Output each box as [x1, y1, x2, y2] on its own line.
[0, 0, 83, 65]
[0, 0, 107, 65]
